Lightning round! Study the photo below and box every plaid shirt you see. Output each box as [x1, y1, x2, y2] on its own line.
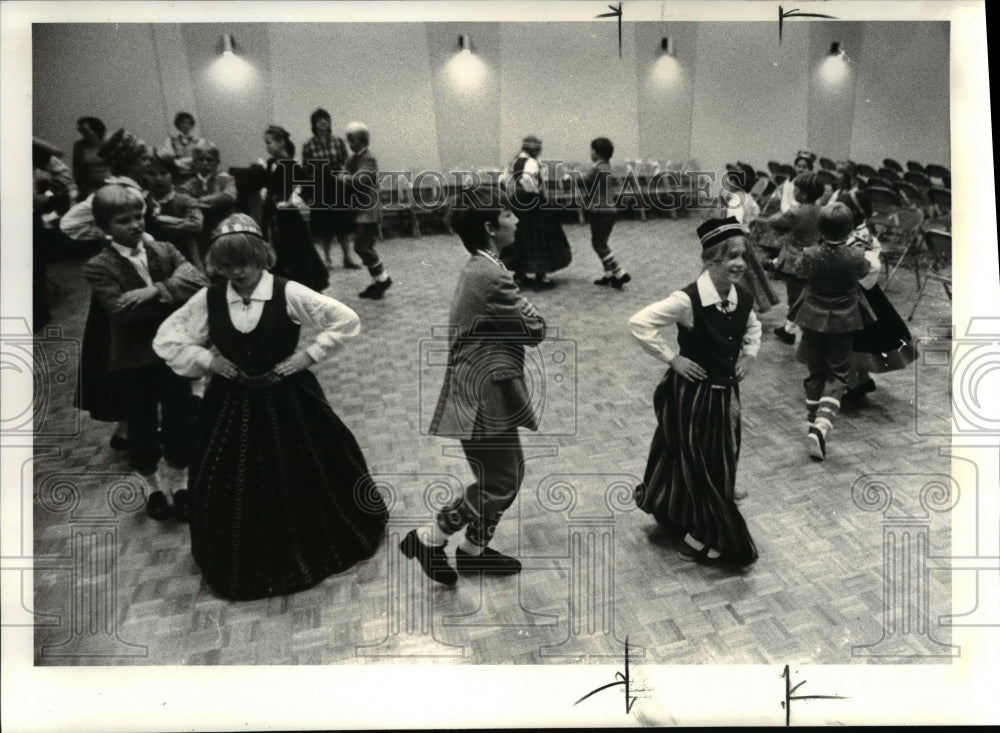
[302, 134, 348, 171]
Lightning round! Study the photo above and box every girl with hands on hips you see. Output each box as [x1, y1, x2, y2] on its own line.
[152, 213, 387, 602]
[628, 216, 761, 568]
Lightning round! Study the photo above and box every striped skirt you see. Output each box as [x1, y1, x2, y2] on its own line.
[635, 370, 758, 566]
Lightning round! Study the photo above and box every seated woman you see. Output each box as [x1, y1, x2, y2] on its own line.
[152, 213, 388, 600]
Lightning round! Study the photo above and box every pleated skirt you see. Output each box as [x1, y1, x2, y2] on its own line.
[189, 370, 388, 601]
[635, 370, 758, 566]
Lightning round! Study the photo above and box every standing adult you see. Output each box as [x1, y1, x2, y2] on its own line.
[301, 108, 360, 270]
[401, 193, 545, 584]
[344, 122, 392, 299]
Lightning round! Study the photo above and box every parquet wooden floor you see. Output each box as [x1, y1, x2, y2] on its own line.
[28, 215, 954, 666]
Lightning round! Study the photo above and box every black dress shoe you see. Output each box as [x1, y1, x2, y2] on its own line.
[399, 530, 457, 586]
[172, 489, 191, 523]
[455, 546, 522, 576]
[611, 273, 632, 289]
[359, 278, 393, 300]
[109, 435, 129, 451]
[677, 542, 726, 566]
[773, 326, 796, 345]
[842, 378, 877, 404]
[594, 275, 614, 286]
[145, 491, 172, 521]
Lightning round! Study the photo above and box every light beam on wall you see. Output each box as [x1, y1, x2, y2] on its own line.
[444, 43, 488, 93]
[818, 41, 851, 85]
[651, 54, 681, 87]
[209, 34, 256, 90]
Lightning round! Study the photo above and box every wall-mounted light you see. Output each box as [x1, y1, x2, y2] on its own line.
[219, 34, 237, 56]
[819, 41, 853, 85]
[458, 34, 473, 54]
[660, 37, 674, 56]
[211, 33, 254, 89]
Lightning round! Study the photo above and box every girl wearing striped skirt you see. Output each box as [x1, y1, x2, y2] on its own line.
[629, 217, 760, 567]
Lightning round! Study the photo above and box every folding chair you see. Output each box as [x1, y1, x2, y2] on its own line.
[924, 164, 951, 187]
[907, 229, 951, 321]
[815, 169, 837, 188]
[892, 180, 923, 208]
[926, 187, 951, 230]
[864, 175, 893, 191]
[878, 205, 924, 289]
[855, 163, 879, 180]
[883, 158, 904, 173]
[904, 170, 931, 191]
[377, 175, 418, 239]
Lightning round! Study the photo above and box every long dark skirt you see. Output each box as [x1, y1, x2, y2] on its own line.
[189, 369, 388, 601]
[74, 296, 127, 422]
[635, 371, 758, 566]
[265, 204, 330, 293]
[853, 285, 918, 373]
[502, 197, 572, 275]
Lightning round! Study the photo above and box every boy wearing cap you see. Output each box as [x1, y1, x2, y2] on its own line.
[629, 216, 760, 567]
[789, 202, 875, 460]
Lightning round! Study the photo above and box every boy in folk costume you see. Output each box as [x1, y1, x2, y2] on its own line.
[582, 137, 630, 288]
[402, 193, 545, 584]
[789, 202, 875, 460]
[83, 184, 208, 519]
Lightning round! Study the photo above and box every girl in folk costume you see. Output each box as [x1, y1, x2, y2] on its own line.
[501, 135, 572, 289]
[153, 214, 388, 601]
[757, 171, 826, 345]
[779, 149, 817, 213]
[708, 166, 778, 314]
[839, 189, 917, 400]
[246, 125, 329, 293]
[630, 217, 760, 567]
[788, 203, 876, 461]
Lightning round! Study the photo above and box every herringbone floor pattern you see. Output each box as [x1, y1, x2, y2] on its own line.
[29, 215, 953, 665]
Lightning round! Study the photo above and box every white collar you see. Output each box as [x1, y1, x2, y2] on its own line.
[110, 240, 146, 259]
[696, 269, 737, 308]
[226, 270, 274, 304]
[476, 249, 505, 269]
